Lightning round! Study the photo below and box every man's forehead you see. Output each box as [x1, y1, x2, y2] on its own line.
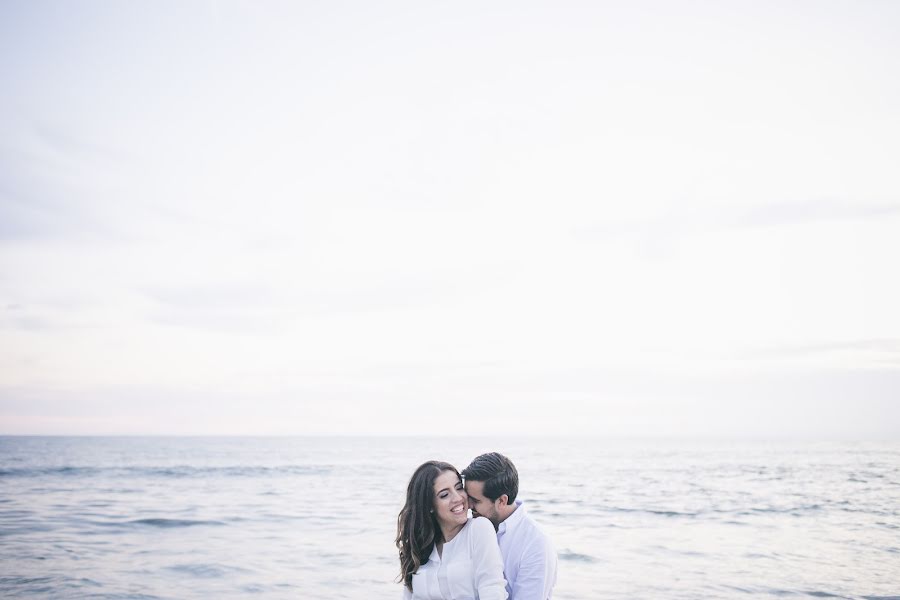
[464, 479, 485, 494]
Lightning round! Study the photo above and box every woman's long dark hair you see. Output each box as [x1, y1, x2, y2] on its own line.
[396, 461, 460, 591]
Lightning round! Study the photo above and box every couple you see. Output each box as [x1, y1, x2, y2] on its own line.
[396, 452, 557, 600]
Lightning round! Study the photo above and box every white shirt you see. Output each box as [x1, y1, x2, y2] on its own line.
[496, 500, 557, 600]
[403, 516, 507, 600]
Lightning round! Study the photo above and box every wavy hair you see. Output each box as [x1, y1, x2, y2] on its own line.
[395, 460, 460, 591]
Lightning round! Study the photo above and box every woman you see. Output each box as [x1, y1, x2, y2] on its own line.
[396, 461, 507, 600]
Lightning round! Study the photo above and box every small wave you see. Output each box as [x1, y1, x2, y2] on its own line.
[75, 593, 164, 599]
[0, 465, 332, 478]
[165, 562, 252, 578]
[646, 509, 697, 517]
[605, 506, 698, 517]
[733, 505, 824, 516]
[839, 507, 898, 517]
[558, 550, 597, 563]
[0, 575, 102, 594]
[724, 520, 751, 526]
[0, 466, 87, 477]
[126, 518, 226, 528]
[0, 576, 56, 585]
[720, 584, 755, 594]
[165, 564, 224, 578]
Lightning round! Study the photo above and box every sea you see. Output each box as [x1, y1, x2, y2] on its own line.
[0, 436, 898, 599]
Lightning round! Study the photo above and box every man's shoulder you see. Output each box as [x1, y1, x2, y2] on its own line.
[523, 513, 554, 545]
[508, 509, 555, 556]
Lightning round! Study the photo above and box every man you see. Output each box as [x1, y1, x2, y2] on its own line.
[462, 452, 557, 600]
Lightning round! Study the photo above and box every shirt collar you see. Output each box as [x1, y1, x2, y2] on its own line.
[497, 498, 525, 535]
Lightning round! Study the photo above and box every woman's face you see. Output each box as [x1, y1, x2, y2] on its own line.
[432, 470, 468, 529]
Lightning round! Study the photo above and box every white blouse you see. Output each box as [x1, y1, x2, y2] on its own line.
[402, 517, 507, 600]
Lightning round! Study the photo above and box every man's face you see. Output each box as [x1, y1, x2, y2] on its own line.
[464, 479, 501, 528]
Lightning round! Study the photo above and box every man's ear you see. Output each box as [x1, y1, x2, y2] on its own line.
[498, 494, 509, 507]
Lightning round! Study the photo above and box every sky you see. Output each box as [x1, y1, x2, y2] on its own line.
[1, 1, 899, 437]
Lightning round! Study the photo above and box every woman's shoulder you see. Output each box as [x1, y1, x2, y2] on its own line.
[467, 515, 497, 538]
[463, 517, 499, 558]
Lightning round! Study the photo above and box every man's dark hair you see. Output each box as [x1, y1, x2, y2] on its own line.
[462, 452, 519, 503]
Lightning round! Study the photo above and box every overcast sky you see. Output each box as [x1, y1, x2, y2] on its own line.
[1, 1, 898, 437]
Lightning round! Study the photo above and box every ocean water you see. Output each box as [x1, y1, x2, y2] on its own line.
[0, 436, 898, 599]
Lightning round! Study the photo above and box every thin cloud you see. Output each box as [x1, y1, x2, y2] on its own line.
[0, 300, 91, 332]
[732, 198, 900, 229]
[0, 181, 71, 241]
[143, 276, 463, 329]
[142, 283, 283, 332]
[575, 198, 900, 242]
[0, 151, 111, 242]
[142, 283, 277, 311]
[736, 339, 900, 360]
[0, 313, 53, 332]
[30, 121, 135, 166]
[149, 310, 282, 333]
[0, 188, 118, 242]
[0, 120, 165, 243]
